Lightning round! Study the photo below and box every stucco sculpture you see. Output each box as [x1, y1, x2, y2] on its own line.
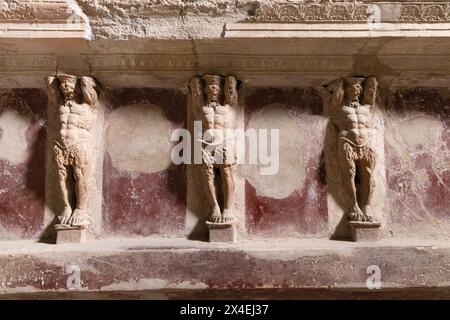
[189, 75, 238, 226]
[46, 74, 101, 229]
[326, 76, 379, 223]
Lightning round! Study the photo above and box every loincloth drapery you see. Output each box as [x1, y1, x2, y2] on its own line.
[338, 136, 376, 166]
[201, 140, 237, 168]
[54, 140, 91, 169]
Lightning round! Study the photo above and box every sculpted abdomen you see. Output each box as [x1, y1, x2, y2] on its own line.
[57, 103, 96, 146]
[334, 104, 374, 145]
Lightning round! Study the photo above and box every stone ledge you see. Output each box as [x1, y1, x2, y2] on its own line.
[3, 1, 450, 40]
[0, 238, 449, 297]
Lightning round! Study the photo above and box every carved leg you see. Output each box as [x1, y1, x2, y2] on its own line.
[68, 163, 90, 227]
[358, 166, 375, 221]
[56, 165, 72, 225]
[203, 165, 221, 223]
[359, 146, 377, 221]
[68, 144, 91, 227]
[338, 142, 364, 221]
[221, 165, 235, 222]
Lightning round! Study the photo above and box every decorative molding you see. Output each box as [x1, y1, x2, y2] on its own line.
[89, 54, 352, 72]
[246, 2, 373, 23]
[88, 55, 197, 71]
[378, 55, 450, 70]
[245, 1, 450, 23]
[0, 55, 56, 70]
[399, 4, 450, 21]
[2, 54, 450, 76]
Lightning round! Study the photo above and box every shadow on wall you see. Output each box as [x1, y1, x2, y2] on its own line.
[186, 164, 209, 241]
[0, 89, 47, 240]
[322, 121, 351, 240]
[0, 89, 46, 238]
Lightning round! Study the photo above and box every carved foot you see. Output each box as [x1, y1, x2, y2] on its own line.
[222, 209, 234, 223]
[208, 206, 222, 223]
[57, 206, 73, 226]
[68, 209, 89, 227]
[363, 206, 375, 222]
[347, 205, 372, 222]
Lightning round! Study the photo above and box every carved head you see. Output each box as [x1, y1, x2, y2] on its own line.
[203, 75, 222, 103]
[363, 76, 378, 104]
[57, 74, 78, 100]
[224, 75, 238, 107]
[344, 77, 363, 103]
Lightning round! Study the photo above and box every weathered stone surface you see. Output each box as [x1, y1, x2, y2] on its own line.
[1, 0, 450, 298]
[349, 221, 381, 242]
[0, 238, 449, 296]
[55, 227, 86, 244]
[207, 222, 237, 243]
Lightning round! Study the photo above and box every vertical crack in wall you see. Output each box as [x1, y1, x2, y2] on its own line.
[66, 0, 94, 40]
[179, 2, 200, 74]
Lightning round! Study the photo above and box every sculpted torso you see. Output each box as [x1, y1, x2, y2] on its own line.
[57, 101, 96, 147]
[202, 103, 234, 144]
[46, 74, 100, 229]
[333, 103, 373, 146]
[326, 76, 379, 223]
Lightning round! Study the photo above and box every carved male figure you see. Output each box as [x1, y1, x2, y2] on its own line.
[189, 75, 238, 223]
[46, 74, 100, 227]
[327, 76, 378, 222]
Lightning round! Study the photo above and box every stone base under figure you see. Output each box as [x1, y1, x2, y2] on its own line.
[348, 221, 381, 242]
[206, 220, 237, 243]
[55, 224, 87, 244]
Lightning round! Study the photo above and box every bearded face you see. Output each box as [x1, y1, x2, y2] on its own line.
[206, 84, 220, 103]
[345, 83, 362, 103]
[59, 78, 77, 100]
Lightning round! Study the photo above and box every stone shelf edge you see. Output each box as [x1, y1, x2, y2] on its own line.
[0, 238, 449, 295]
[225, 22, 450, 38]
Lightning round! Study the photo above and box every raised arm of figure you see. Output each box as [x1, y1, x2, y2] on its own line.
[362, 76, 378, 109]
[190, 76, 205, 112]
[224, 75, 238, 109]
[326, 77, 344, 118]
[80, 76, 100, 106]
[46, 76, 63, 106]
